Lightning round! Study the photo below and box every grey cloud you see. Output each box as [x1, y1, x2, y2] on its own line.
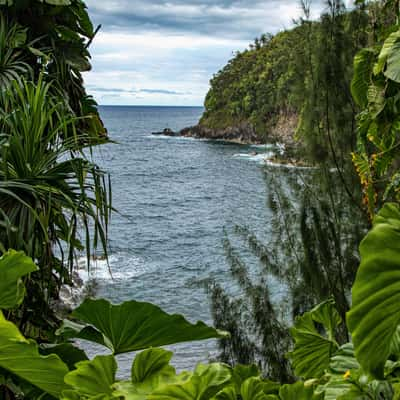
[86, 0, 326, 39]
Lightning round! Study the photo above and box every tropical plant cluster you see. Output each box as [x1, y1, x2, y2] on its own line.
[0, 0, 400, 399]
[0, 0, 111, 338]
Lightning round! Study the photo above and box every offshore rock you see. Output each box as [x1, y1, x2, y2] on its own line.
[179, 122, 261, 144]
[151, 128, 179, 136]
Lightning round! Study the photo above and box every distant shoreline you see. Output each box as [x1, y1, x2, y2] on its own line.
[99, 104, 204, 108]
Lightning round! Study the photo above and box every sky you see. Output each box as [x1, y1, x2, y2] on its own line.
[83, 0, 353, 106]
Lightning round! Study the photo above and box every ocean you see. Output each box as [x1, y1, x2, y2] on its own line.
[79, 105, 288, 377]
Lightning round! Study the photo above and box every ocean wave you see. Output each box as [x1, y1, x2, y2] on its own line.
[233, 152, 274, 163]
[58, 253, 147, 308]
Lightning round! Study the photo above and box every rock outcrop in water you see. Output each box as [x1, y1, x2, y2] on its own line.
[179, 122, 261, 144]
[152, 122, 262, 144]
[151, 128, 180, 137]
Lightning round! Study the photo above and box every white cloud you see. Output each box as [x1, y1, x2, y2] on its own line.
[83, 0, 326, 105]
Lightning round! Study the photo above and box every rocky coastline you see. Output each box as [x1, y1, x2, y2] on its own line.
[152, 122, 262, 144]
[152, 112, 299, 148]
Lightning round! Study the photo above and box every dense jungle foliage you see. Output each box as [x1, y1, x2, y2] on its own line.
[207, 0, 400, 383]
[0, 0, 111, 338]
[0, 0, 400, 399]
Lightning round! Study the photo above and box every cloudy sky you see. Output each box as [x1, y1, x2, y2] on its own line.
[83, 0, 353, 106]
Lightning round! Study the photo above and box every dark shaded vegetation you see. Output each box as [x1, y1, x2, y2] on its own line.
[0, 0, 111, 338]
[207, 0, 399, 381]
[1, 0, 400, 399]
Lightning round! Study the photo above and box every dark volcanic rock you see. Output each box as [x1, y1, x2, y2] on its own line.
[151, 128, 178, 136]
[179, 122, 261, 144]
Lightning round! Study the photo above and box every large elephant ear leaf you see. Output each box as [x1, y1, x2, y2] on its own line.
[61, 298, 229, 355]
[288, 299, 341, 379]
[131, 348, 175, 383]
[113, 348, 189, 400]
[148, 363, 231, 400]
[241, 377, 280, 400]
[0, 250, 38, 309]
[64, 355, 117, 398]
[279, 381, 323, 400]
[347, 203, 400, 379]
[315, 344, 360, 400]
[0, 311, 69, 397]
[374, 28, 400, 82]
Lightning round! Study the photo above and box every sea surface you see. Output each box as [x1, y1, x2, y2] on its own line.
[78, 105, 292, 377]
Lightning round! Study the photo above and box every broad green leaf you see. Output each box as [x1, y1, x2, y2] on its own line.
[213, 385, 237, 400]
[0, 250, 37, 309]
[329, 343, 359, 374]
[113, 352, 190, 400]
[131, 348, 175, 383]
[213, 368, 278, 400]
[0, 311, 68, 397]
[347, 203, 400, 379]
[62, 298, 228, 355]
[351, 49, 375, 107]
[231, 364, 260, 392]
[316, 344, 360, 400]
[279, 381, 323, 400]
[39, 343, 89, 370]
[386, 39, 400, 82]
[148, 363, 231, 400]
[241, 377, 278, 400]
[373, 28, 400, 82]
[113, 376, 191, 400]
[64, 355, 117, 397]
[112, 348, 184, 400]
[374, 29, 400, 76]
[318, 374, 353, 400]
[288, 299, 341, 379]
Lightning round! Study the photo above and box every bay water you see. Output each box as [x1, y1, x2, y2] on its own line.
[81, 105, 287, 377]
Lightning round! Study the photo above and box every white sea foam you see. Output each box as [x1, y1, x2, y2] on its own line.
[76, 253, 146, 282]
[147, 134, 207, 141]
[263, 159, 317, 170]
[58, 253, 146, 308]
[233, 152, 274, 163]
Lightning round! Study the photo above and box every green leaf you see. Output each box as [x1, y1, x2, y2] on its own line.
[0, 250, 38, 309]
[351, 49, 375, 107]
[279, 382, 323, 400]
[113, 349, 190, 400]
[231, 364, 260, 392]
[288, 299, 341, 379]
[329, 343, 359, 374]
[148, 363, 231, 400]
[374, 29, 400, 76]
[213, 385, 237, 400]
[347, 203, 400, 379]
[39, 343, 89, 370]
[386, 39, 400, 82]
[62, 298, 229, 355]
[0, 311, 68, 397]
[131, 348, 175, 383]
[315, 344, 360, 400]
[241, 377, 278, 400]
[64, 355, 117, 397]
[318, 375, 353, 400]
[374, 28, 400, 82]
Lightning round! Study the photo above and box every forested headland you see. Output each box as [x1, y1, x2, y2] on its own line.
[0, 0, 400, 399]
